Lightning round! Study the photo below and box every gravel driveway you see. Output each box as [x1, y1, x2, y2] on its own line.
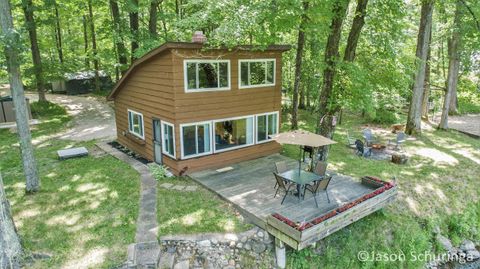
[26, 92, 117, 141]
[433, 114, 480, 138]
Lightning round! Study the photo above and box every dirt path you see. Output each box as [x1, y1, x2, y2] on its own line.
[433, 114, 480, 138]
[26, 92, 117, 141]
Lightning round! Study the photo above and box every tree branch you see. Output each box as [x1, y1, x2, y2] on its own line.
[460, 0, 480, 30]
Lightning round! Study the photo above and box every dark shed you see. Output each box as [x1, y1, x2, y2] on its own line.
[0, 96, 33, 123]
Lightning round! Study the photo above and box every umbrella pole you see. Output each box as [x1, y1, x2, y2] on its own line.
[298, 146, 302, 175]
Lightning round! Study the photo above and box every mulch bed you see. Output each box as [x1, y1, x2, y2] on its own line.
[107, 141, 150, 164]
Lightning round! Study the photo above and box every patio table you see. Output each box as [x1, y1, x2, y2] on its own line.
[280, 169, 322, 201]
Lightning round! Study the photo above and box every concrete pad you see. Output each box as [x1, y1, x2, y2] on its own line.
[185, 186, 198, 191]
[57, 147, 88, 160]
[172, 185, 185, 191]
[160, 183, 174, 189]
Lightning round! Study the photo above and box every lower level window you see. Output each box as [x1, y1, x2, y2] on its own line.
[181, 122, 211, 158]
[162, 122, 175, 158]
[256, 112, 278, 142]
[128, 109, 144, 139]
[214, 117, 254, 151]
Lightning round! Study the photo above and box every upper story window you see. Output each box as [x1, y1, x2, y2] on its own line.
[161, 121, 175, 158]
[184, 60, 230, 92]
[128, 109, 144, 139]
[239, 59, 275, 89]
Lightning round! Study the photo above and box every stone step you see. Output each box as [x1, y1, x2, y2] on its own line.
[126, 241, 161, 269]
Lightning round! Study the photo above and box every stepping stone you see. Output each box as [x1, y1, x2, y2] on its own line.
[172, 185, 185, 191]
[159, 183, 174, 189]
[184, 186, 197, 192]
[57, 147, 88, 160]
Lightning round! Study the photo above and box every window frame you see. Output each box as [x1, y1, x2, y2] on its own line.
[180, 121, 213, 159]
[161, 121, 176, 159]
[127, 109, 145, 140]
[183, 59, 231, 93]
[213, 115, 255, 153]
[238, 59, 276, 89]
[255, 111, 280, 144]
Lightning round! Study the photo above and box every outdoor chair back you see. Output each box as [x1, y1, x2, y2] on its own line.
[347, 131, 356, 148]
[397, 132, 406, 144]
[304, 175, 332, 207]
[274, 173, 287, 190]
[275, 161, 288, 174]
[273, 173, 293, 205]
[314, 161, 328, 177]
[362, 128, 376, 146]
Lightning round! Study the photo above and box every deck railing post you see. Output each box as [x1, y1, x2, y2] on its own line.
[275, 237, 286, 268]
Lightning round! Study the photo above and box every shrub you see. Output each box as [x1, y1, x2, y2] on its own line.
[366, 109, 398, 124]
[148, 163, 170, 180]
[30, 101, 67, 119]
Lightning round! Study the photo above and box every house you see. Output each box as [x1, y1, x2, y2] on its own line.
[107, 40, 290, 175]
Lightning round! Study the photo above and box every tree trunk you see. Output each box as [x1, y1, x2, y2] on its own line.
[148, 0, 160, 38]
[439, 1, 461, 129]
[316, 0, 350, 162]
[0, 173, 22, 269]
[405, 0, 433, 135]
[343, 0, 368, 62]
[1, 0, 40, 194]
[129, 0, 139, 62]
[109, 0, 128, 75]
[82, 15, 89, 69]
[291, 1, 309, 130]
[53, 0, 63, 64]
[87, 0, 100, 92]
[299, 84, 306, 109]
[421, 23, 433, 120]
[449, 82, 458, 114]
[21, 0, 46, 102]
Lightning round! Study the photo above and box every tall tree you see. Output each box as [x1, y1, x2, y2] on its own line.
[344, 0, 368, 62]
[316, 0, 351, 161]
[21, 0, 46, 101]
[0, 173, 23, 269]
[109, 0, 128, 75]
[52, 0, 63, 64]
[421, 25, 432, 120]
[291, 1, 309, 130]
[87, 0, 100, 92]
[82, 15, 89, 68]
[405, 0, 434, 135]
[440, 0, 462, 129]
[1, 0, 40, 193]
[148, 0, 160, 38]
[129, 0, 139, 62]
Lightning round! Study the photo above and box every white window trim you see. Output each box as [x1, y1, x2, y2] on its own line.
[184, 59, 231, 93]
[161, 121, 176, 159]
[180, 121, 213, 160]
[213, 115, 255, 154]
[127, 109, 145, 140]
[238, 59, 276, 89]
[255, 111, 280, 144]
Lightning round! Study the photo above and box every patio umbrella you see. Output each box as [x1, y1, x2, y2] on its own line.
[270, 130, 337, 174]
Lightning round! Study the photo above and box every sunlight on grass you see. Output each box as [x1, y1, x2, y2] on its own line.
[414, 148, 458, 165]
[283, 110, 480, 269]
[0, 107, 139, 269]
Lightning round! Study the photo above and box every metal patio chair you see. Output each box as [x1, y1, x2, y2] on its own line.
[273, 173, 295, 205]
[303, 175, 333, 208]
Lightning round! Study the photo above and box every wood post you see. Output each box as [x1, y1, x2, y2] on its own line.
[275, 237, 286, 269]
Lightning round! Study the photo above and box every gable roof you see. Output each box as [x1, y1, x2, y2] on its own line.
[107, 42, 291, 100]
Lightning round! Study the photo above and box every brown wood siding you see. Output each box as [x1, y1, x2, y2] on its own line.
[114, 51, 176, 172]
[113, 47, 284, 176]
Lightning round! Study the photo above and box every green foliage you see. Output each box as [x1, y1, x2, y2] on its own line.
[282, 109, 480, 268]
[369, 109, 399, 124]
[148, 163, 170, 180]
[457, 77, 480, 114]
[30, 100, 67, 118]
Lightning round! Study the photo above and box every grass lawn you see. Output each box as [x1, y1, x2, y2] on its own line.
[157, 176, 252, 235]
[282, 110, 480, 269]
[0, 102, 139, 269]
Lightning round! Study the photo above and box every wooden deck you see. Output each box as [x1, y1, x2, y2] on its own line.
[189, 154, 397, 250]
